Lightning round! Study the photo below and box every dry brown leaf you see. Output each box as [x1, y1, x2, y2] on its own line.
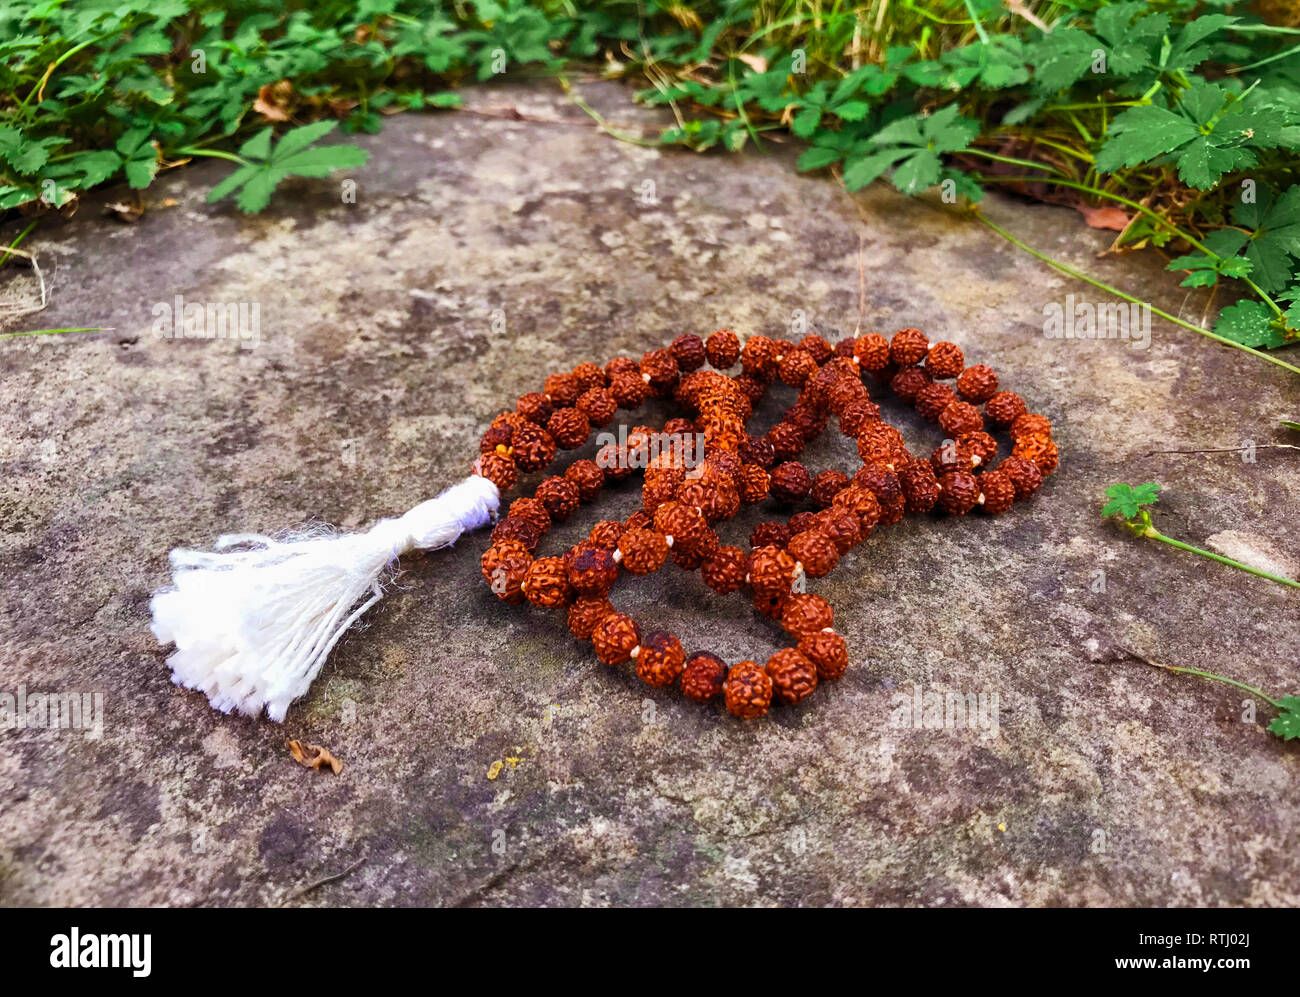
[287, 739, 344, 774]
[1076, 204, 1131, 231]
[254, 81, 294, 122]
[737, 53, 767, 74]
[105, 200, 143, 223]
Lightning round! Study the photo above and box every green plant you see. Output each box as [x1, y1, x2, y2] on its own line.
[4, 1, 1300, 371]
[1128, 650, 1300, 743]
[1103, 482, 1300, 589]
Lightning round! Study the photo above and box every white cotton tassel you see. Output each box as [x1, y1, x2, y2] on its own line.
[150, 474, 499, 722]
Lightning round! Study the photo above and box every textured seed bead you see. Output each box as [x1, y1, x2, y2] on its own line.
[915, 382, 957, 422]
[618, 527, 668, 575]
[832, 485, 883, 534]
[725, 660, 773, 719]
[605, 356, 638, 379]
[564, 459, 606, 502]
[957, 364, 999, 403]
[814, 507, 862, 553]
[939, 400, 985, 437]
[624, 509, 655, 535]
[750, 521, 791, 550]
[670, 334, 708, 373]
[766, 422, 804, 462]
[511, 423, 557, 472]
[1013, 433, 1059, 476]
[516, 391, 553, 425]
[984, 390, 1028, 427]
[572, 361, 605, 393]
[737, 463, 771, 503]
[798, 630, 849, 681]
[587, 519, 625, 550]
[480, 425, 513, 454]
[567, 596, 614, 639]
[925, 341, 964, 379]
[677, 477, 738, 522]
[1010, 412, 1052, 442]
[474, 452, 518, 492]
[653, 500, 709, 552]
[766, 648, 819, 705]
[898, 458, 941, 513]
[978, 469, 1016, 514]
[680, 651, 728, 702]
[636, 631, 686, 687]
[642, 472, 679, 515]
[640, 349, 680, 395]
[491, 516, 540, 552]
[931, 441, 977, 476]
[770, 461, 813, 504]
[702, 545, 749, 594]
[591, 613, 641, 665]
[705, 329, 741, 369]
[855, 464, 905, 525]
[957, 430, 998, 466]
[523, 556, 572, 608]
[567, 546, 618, 596]
[780, 593, 834, 636]
[854, 333, 891, 370]
[799, 334, 833, 365]
[788, 511, 819, 536]
[998, 456, 1044, 499]
[860, 422, 908, 463]
[507, 497, 551, 534]
[609, 371, 649, 409]
[810, 469, 851, 508]
[778, 349, 817, 387]
[938, 471, 981, 515]
[481, 543, 532, 603]
[890, 367, 932, 403]
[838, 399, 880, 438]
[740, 335, 780, 381]
[576, 387, 618, 427]
[535, 476, 580, 520]
[749, 545, 798, 599]
[890, 328, 930, 366]
[544, 372, 581, 407]
[787, 530, 838, 578]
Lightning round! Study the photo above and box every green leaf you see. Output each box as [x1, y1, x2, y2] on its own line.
[843, 148, 911, 191]
[1095, 106, 1200, 174]
[238, 127, 274, 160]
[1214, 299, 1286, 349]
[1232, 186, 1300, 293]
[791, 106, 822, 139]
[891, 149, 941, 194]
[1267, 698, 1300, 741]
[797, 146, 843, 171]
[1102, 482, 1160, 519]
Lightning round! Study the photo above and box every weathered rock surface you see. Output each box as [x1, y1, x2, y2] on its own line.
[1, 79, 1296, 907]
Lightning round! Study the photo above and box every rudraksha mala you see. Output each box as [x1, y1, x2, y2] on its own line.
[474, 329, 1058, 720]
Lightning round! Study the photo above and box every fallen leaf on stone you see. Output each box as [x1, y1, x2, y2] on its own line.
[1075, 204, 1130, 231]
[104, 201, 143, 223]
[287, 739, 343, 774]
[254, 81, 294, 122]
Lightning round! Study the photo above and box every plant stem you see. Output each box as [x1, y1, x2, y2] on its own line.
[1126, 651, 1283, 709]
[973, 212, 1300, 376]
[0, 218, 40, 269]
[174, 147, 249, 165]
[1141, 524, 1300, 589]
[0, 327, 107, 341]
